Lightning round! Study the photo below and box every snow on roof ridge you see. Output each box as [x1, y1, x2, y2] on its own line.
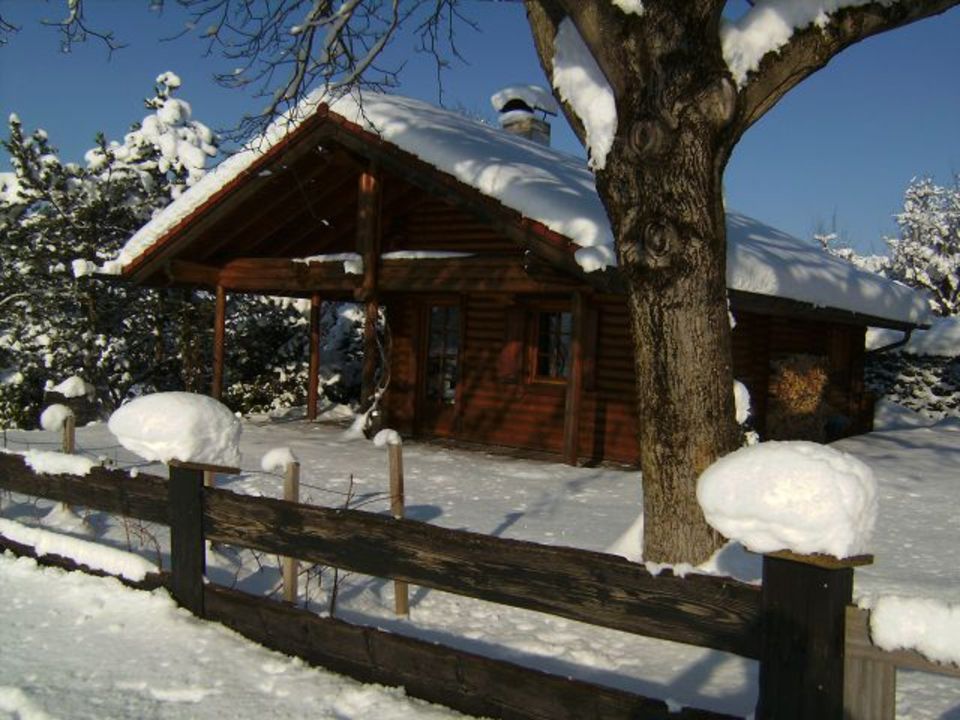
[108, 89, 931, 327]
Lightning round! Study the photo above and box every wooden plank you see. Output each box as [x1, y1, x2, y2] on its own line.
[168, 464, 206, 616]
[562, 291, 585, 465]
[307, 293, 322, 420]
[202, 487, 762, 657]
[756, 554, 853, 720]
[844, 653, 896, 720]
[212, 284, 226, 400]
[217, 258, 359, 294]
[166, 260, 220, 287]
[204, 583, 738, 720]
[0, 454, 168, 524]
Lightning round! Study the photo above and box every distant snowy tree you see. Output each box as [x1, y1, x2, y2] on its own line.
[887, 177, 960, 316]
[815, 231, 891, 276]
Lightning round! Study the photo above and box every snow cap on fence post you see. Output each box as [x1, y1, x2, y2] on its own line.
[108, 392, 242, 467]
[372, 428, 402, 448]
[261, 447, 299, 474]
[40, 403, 74, 432]
[696, 440, 877, 559]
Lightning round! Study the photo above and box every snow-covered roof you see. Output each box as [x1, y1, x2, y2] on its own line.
[112, 90, 931, 327]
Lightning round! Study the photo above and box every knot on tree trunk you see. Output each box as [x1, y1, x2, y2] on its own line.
[639, 219, 678, 269]
[628, 119, 669, 158]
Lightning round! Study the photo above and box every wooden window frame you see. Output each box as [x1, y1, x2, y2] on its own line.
[526, 302, 573, 385]
[421, 300, 463, 406]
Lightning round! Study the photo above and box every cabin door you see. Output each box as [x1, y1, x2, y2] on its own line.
[416, 302, 462, 437]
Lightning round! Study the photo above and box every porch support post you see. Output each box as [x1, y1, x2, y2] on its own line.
[362, 300, 380, 409]
[211, 284, 227, 401]
[307, 293, 322, 420]
[562, 291, 585, 465]
[356, 166, 382, 410]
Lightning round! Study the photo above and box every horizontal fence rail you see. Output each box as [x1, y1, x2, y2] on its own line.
[203, 486, 763, 658]
[0, 454, 169, 523]
[0, 452, 749, 720]
[0, 452, 762, 657]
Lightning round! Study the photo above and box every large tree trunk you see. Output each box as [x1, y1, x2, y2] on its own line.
[524, 0, 742, 564]
[599, 147, 740, 564]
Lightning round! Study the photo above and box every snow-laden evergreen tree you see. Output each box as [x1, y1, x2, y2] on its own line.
[0, 73, 220, 427]
[888, 177, 960, 317]
[1, 72, 365, 428]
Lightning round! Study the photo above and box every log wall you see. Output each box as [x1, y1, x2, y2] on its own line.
[385, 295, 871, 465]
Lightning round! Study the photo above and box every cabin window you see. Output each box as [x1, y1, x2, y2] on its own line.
[425, 305, 460, 404]
[533, 310, 572, 380]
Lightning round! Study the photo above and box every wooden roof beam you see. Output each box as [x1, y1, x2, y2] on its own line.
[322, 120, 622, 295]
[125, 118, 344, 283]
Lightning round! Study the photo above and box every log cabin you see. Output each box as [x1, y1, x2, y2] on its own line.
[106, 90, 931, 466]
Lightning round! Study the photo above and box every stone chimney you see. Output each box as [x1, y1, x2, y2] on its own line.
[490, 85, 558, 146]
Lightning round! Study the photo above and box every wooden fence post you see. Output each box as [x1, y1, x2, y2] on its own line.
[62, 414, 75, 455]
[844, 607, 897, 720]
[756, 550, 872, 720]
[388, 440, 409, 616]
[168, 461, 209, 617]
[282, 461, 300, 604]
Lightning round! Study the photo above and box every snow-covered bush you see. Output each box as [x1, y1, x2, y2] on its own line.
[887, 176, 960, 317]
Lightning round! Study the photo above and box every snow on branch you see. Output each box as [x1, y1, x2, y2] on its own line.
[731, 0, 960, 134]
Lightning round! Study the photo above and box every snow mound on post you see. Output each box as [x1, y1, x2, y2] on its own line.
[108, 392, 241, 467]
[261, 447, 297, 473]
[40, 404, 74, 432]
[697, 441, 877, 558]
[373, 428, 401, 447]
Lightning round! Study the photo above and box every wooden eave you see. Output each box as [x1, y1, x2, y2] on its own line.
[728, 290, 928, 332]
[165, 253, 580, 297]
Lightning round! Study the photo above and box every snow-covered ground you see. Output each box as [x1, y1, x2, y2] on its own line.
[2, 413, 959, 718]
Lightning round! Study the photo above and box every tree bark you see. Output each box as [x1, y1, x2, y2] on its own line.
[602, 151, 739, 563]
[526, 0, 738, 563]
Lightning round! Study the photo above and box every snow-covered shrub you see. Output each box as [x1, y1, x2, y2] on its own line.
[866, 354, 960, 422]
[222, 300, 365, 414]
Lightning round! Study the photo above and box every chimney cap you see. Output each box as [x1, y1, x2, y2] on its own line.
[490, 85, 559, 117]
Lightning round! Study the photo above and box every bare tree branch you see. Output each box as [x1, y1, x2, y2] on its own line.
[0, 12, 20, 46]
[41, 0, 126, 55]
[735, 0, 960, 139]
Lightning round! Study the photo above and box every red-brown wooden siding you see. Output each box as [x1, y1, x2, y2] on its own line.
[385, 295, 870, 466]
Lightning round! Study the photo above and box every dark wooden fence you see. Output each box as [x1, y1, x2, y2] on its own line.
[5, 452, 953, 719]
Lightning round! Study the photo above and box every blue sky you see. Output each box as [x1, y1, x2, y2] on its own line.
[1, 1, 958, 255]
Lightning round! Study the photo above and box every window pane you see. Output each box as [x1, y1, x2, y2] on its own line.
[536, 311, 572, 379]
[426, 305, 459, 404]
